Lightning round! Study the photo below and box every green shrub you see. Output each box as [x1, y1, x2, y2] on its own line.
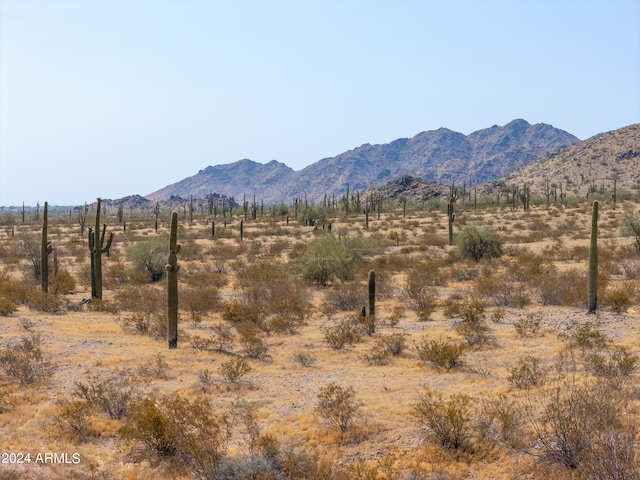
[126, 235, 167, 282]
[455, 225, 503, 262]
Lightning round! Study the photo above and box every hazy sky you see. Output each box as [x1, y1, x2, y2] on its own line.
[1, 0, 639, 206]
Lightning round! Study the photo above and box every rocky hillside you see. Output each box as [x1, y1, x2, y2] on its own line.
[500, 123, 640, 197]
[146, 119, 579, 204]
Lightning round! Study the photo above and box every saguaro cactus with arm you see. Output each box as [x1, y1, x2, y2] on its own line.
[167, 211, 180, 349]
[88, 198, 114, 299]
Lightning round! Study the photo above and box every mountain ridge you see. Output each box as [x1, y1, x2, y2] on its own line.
[146, 119, 579, 204]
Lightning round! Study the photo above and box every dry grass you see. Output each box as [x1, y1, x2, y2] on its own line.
[0, 198, 639, 479]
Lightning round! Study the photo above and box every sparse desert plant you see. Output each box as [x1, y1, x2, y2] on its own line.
[292, 350, 316, 367]
[584, 346, 638, 378]
[0, 333, 55, 385]
[181, 285, 219, 322]
[74, 374, 137, 420]
[49, 269, 76, 294]
[560, 320, 609, 350]
[455, 225, 503, 262]
[316, 383, 361, 433]
[0, 298, 18, 316]
[53, 398, 96, 441]
[412, 387, 472, 450]
[415, 337, 466, 370]
[218, 357, 252, 384]
[326, 282, 364, 311]
[508, 355, 548, 389]
[323, 318, 362, 349]
[604, 287, 632, 314]
[475, 395, 526, 448]
[405, 278, 438, 321]
[513, 312, 542, 337]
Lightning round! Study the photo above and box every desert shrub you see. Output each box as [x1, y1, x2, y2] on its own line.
[49, 269, 76, 294]
[26, 290, 63, 313]
[447, 296, 496, 346]
[316, 383, 361, 432]
[120, 394, 229, 474]
[475, 268, 529, 307]
[239, 328, 270, 360]
[126, 235, 167, 282]
[181, 285, 219, 322]
[218, 357, 252, 384]
[292, 350, 316, 367]
[361, 342, 392, 366]
[405, 278, 438, 321]
[232, 259, 309, 332]
[412, 388, 472, 450]
[0, 333, 55, 385]
[380, 333, 406, 356]
[74, 374, 137, 420]
[604, 287, 633, 314]
[584, 346, 638, 378]
[475, 395, 526, 448]
[455, 225, 503, 262]
[560, 321, 609, 350]
[294, 232, 380, 285]
[114, 285, 164, 314]
[326, 282, 364, 311]
[506, 249, 548, 281]
[530, 380, 628, 471]
[323, 318, 362, 349]
[415, 337, 466, 370]
[513, 312, 542, 337]
[0, 276, 32, 305]
[53, 399, 96, 441]
[0, 298, 18, 316]
[538, 268, 588, 307]
[508, 355, 548, 389]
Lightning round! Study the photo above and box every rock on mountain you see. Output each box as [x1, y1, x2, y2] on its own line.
[146, 119, 579, 204]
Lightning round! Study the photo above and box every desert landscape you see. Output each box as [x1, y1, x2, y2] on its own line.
[1, 140, 640, 479]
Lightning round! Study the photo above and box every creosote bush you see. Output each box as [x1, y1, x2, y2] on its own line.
[455, 225, 503, 262]
[0, 333, 55, 385]
[415, 337, 466, 370]
[412, 388, 472, 450]
[316, 383, 361, 433]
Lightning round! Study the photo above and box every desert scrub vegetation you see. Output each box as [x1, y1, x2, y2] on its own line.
[315, 383, 362, 433]
[455, 225, 503, 262]
[0, 333, 55, 385]
[2, 197, 640, 479]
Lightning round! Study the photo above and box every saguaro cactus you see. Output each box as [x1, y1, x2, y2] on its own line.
[447, 183, 457, 246]
[368, 270, 376, 318]
[167, 211, 180, 349]
[88, 198, 114, 299]
[587, 201, 599, 314]
[41, 201, 53, 292]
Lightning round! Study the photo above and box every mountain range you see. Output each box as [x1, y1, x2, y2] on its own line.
[146, 119, 579, 204]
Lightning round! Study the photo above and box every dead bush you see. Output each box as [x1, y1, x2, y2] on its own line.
[323, 318, 362, 349]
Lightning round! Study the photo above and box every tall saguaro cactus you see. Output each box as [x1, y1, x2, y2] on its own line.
[88, 198, 114, 299]
[167, 211, 180, 349]
[587, 201, 599, 314]
[447, 183, 457, 246]
[41, 201, 53, 292]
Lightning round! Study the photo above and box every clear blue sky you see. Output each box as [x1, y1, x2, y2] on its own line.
[1, 0, 639, 206]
